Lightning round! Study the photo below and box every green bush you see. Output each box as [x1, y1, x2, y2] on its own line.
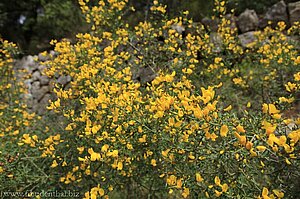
[1, 0, 300, 198]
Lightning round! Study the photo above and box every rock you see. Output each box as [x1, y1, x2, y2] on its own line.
[171, 24, 185, 35]
[259, 0, 289, 29]
[238, 31, 258, 48]
[24, 79, 32, 90]
[201, 17, 219, 32]
[209, 32, 223, 53]
[39, 75, 50, 85]
[35, 93, 52, 114]
[237, 9, 259, 33]
[15, 55, 35, 71]
[57, 75, 71, 85]
[288, 1, 300, 25]
[32, 85, 50, 101]
[225, 14, 237, 30]
[38, 52, 49, 62]
[31, 71, 41, 81]
[134, 66, 157, 84]
[32, 99, 39, 111]
[31, 81, 40, 92]
[49, 50, 56, 57]
[38, 64, 47, 71]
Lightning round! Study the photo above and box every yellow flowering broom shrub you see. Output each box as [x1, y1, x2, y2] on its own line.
[4, 0, 300, 198]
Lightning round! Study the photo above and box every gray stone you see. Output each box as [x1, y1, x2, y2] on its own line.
[31, 81, 41, 92]
[259, 0, 289, 28]
[24, 79, 32, 90]
[201, 17, 219, 32]
[39, 75, 50, 85]
[225, 14, 237, 30]
[134, 66, 157, 84]
[209, 32, 223, 53]
[57, 75, 71, 85]
[237, 9, 259, 33]
[38, 52, 49, 62]
[32, 71, 41, 81]
[15, 55, 35, 71]
[34, 93, 53, 115]
[49, 50, 56, 57]
[171, 24, 185, 35]
[32, 85, 50, 101]
[238, 31, 257, 48]
[38, 64, 47, 71]
[288, 1, 300, 25]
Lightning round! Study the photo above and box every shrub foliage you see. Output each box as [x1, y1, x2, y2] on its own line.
[1, 0, 300, 198]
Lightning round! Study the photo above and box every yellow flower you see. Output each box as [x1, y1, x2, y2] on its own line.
[221, 183, 228, 192]
[215, 190, 222, 197]
[220, 125, 229, 137]
[200, 86, 215, 104]
[117, 161, 123, 170]
[272, 189, 284, 198]
[77, 147, 85, 154]
[88, 148, 101, 161]
[285, 82, 297, 92]
[196, 172, 204, 182]
[151, 159, 157, 166]
[256, 145, 267, 152]
[107, 150, 118, 158]
[262, 187, 271, 199]
[214, 176, 221, 186]
[166, 175, 177, 186]
[223, 105, 232, 111]
[262, 120, 277, 135]
[162, 149, 170, 157]
[138, 134, 147, 143]
[51, 160, 58, 168]
[182, 187, 190, 198]
[236, 124, 245, 133]
[101, 144, 109, 152]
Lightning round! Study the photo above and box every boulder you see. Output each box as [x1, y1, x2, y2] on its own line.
[34, 93, 52, 114]
[259, 0, 289, 28]
[209, 32, 223, 53]
[38, 52, 49, 62]
[201, 17, 219, 32]
[134, 66, 157, 84]
[238, 31, 258, 48]
[31, 71, 41, 81]
[39, 75, 50, 85]
[288, 1, 300, 25]
[57, 75, 71, 85]
[38, 64, 47, 71]
[32, 85, 50, 102]
[171, 24, 185, 35]
[237, 9, 259, 33]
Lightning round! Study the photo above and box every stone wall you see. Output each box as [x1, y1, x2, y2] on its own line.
[15, 52, 71, 115]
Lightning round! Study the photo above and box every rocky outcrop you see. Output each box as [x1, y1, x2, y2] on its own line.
[259, 0, 289, 28]
[237, 9, 259, 33]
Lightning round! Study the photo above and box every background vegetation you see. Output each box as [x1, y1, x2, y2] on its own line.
[1, 0, 299, 54]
